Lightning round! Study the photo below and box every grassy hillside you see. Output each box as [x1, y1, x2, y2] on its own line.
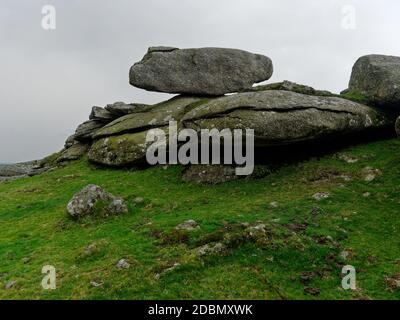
[0, 138, 399, 300]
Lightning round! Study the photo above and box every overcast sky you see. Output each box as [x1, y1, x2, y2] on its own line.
[1, 0, 399, 163]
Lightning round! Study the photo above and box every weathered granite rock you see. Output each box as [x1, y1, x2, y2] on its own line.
[57, 143, 89, 162]
[89, 106, 115, 122]
[182, 90, 390, 146]
[88, 128, 167, 166]
[66, 184, 127, 219]
[247, 80, 334, 96]
[93, 96, 203, 139]
[348, 54, 400, 109]
[74, 120, 104, 141]
[65, 134, 78, 148]
[396, 117, 400, 136]
[105, 102, 152, 116]
[129, 47, 273, 95]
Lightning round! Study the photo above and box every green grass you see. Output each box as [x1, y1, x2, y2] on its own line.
[1, 138, 400, 300]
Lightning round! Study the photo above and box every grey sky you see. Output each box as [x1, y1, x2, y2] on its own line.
[1, 0, 399, 163]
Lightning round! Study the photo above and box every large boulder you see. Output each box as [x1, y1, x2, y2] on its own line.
[129, 47, 273, 95]
[182, 90, 390, 146]
[93, 96, 203, 139]
[347, 54, 400, 109]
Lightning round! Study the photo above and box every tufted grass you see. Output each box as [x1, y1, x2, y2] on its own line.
[0, 137, 399, 300]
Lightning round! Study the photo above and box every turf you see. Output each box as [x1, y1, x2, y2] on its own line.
[0, 137, 399, 300]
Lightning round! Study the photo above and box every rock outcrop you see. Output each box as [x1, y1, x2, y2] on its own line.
[347, 54, 400, 110]
[129, 47, 273, 95]
[12, 49, 398, 185]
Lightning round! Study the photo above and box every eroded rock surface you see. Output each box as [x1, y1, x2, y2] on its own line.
[348, 54, 400, 109]
[129, 47, 273, 95]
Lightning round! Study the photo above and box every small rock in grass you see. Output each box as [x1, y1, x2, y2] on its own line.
[155, 262, 181, 280]
[385, 274, 400, 291]
[5, 280, 17, 289]
[109, 198, 128, 215]
[312, 192, 330, 201]
[304, 287, 320, 296]
[363, 192, 371, 198]
[90, 280, 104, 287]
[196, 243, 226, 257]
[175, 220, 199, 231]
[362, 167, 382, 182]
[116, 259, 131, 269]
[269, 201, 279, 208]
[340, 250, 351, 260]
[339, 154, 359, 164]
[133, 197, 144, 204]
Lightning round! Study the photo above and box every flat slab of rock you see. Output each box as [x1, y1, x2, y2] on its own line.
[129, 47, 273, 95]
[93, 96, 202, 139]
[182, 90, 390, 146]
[348, 54, 400, 109]
[57, 143, 89, 162]
[74, 120, 104, 141]
[105, 102, 152, 116]
[89, 106, 115, 122]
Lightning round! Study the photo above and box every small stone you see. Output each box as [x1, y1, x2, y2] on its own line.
[340, 250, 350, 260]
[175, 220, 199, 231]
[363, 192, 371, 198]
[22, 257, 31, 264]
[196, 243, 226, 257]
[362, 167, 382, 182]
[133, 197, 144, 204]
[116, 259, 130, 269]
[5, 280, 17, 289]
[90, 280, 104, 287]
[269, 202, 279, 208]
[339, 154, 359, 164]
[246, 224, 267, 239]
[312, 192, 330, 201]
[108, 198, 128, 215]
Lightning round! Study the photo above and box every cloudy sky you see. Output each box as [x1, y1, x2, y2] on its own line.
[1, 0, 399, 163]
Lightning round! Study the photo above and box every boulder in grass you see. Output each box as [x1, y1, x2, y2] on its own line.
[67, 184, 127, 219]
